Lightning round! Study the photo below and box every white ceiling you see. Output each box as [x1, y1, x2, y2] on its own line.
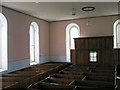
[2, 2, 119, 22]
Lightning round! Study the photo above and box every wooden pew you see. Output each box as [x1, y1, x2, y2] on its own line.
[59, 70, 83, 75]
[91, 69, 114, 73]
[64, 68, 89, 72]
[50, 74, 84, 80]
[41, 77, 73, 85]
[0, 76, 27, 89]
[3, 73, 34, 77]
[75, 86, 114, 90]
[0, 81, 17, 89]
[83, 75, 114, 82]
[0, 77, 26, 82]
[27, 82, 75, 90]
[68, 65, 89, 70]
[94, 66, 115, 70]
[83, 72, 114, 77]
[1, 63, 70, 89]
[70, 80, 115, 89]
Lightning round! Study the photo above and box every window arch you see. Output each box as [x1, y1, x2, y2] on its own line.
[0, 13, 8, 71]
[66, 23, 80, 62]
[114, 19, 120, 48]
[29, 22, 39, 65]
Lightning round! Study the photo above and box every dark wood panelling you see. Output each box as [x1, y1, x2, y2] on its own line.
[113, 49, 120, 65]
[74, 36, 120, 66]
[70, 50, 75, 65]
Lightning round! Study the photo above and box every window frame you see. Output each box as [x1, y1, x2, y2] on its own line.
[114, 19, 120, 49]
[66, 23, 80, 62]
[69, 26, 80, 49]
[29, 22, 39, 65]
[0, 13, 8, 72]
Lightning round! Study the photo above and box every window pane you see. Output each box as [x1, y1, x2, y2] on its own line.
[29, 22, 39, 65]
[0, 13, 8, 71]
[30, 25, 35, 62]
[90, 52, 93, 56]
[117, 23, 120, 44]
[30, 26, 35, 45]
[30, 46, 35, 62]
[0, 20, 2, 68]
[70, 27, 79, 49]
[90, 51, 97, 62]
[94, 52, 97, 57]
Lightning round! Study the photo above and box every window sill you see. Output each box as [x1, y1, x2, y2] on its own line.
[0, 68, 6, 72]
[89, 62, 98, 63]
[30, 62, 38, 65]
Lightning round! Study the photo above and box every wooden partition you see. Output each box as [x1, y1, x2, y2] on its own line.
[74, 36, 120, 66]
[70, 50, 75, 64]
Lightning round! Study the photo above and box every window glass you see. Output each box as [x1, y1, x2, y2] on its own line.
[29, 22, 39, 65]
[114, 20, 120, 48]
[90, 51, 97, 62]
[117, 23, 120, 44]
[29, 25, 35, 62]
[66, 23, 80, 62]
[70, 26, 79, 49]
[0, 13, 8, 71]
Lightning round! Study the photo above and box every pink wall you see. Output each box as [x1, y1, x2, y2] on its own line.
[3, 7, 49, 61]
[49, 16, 118, 56]
[2, 6, 119, 62]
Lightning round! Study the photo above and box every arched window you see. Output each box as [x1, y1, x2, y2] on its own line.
[0, 13, 8, 72]
[114, 19, 120, 48]
[66, 23, 80, 62]
[29, 22, 39, 65]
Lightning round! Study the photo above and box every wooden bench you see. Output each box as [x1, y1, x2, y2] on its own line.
[3, 73, 34, 77]
[0, 77, 26, 82]
[65, 67, 88, 72]
[0, 76, 28, 89]
[1, 63, 70, 89]
[70, 80, 115, 89]
[83, 72, 114, 77]
[84, 75, 114, 82]
[75, 86, 114, 90]
[91, 69, 114, 73]
[59, 71, 83, 75]
[68, 65, 89, 70]
[50, 74, 84, 80]
[27, 82, 75, 90]
[0, 81, 18, 89]
[41, 77, 73, 85]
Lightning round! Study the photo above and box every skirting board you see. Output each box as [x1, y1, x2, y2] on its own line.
[49, 56, 68, 62]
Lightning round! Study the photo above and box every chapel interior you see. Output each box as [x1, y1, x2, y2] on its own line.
[0, 2, 120, 90]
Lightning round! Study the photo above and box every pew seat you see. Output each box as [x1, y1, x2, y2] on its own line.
[83, 72, 114, 77]
[84, 75, 114, 82]
[75, 86, 115, 90]
[27, 82, 75, 90]
[41, 77, 73, 85]
[59, 70, 83, 75]
[50, 74, 84, 80]
[70, 80, 115, 89]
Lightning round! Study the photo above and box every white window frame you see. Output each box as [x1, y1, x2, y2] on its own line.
[0, 13, 8, 72]
[29, 22, 39, 65]
[114, 19, 120, 49]
[66, 23, 80, 62]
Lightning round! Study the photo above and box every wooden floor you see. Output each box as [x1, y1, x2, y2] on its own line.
[1, 62, 70, 90]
